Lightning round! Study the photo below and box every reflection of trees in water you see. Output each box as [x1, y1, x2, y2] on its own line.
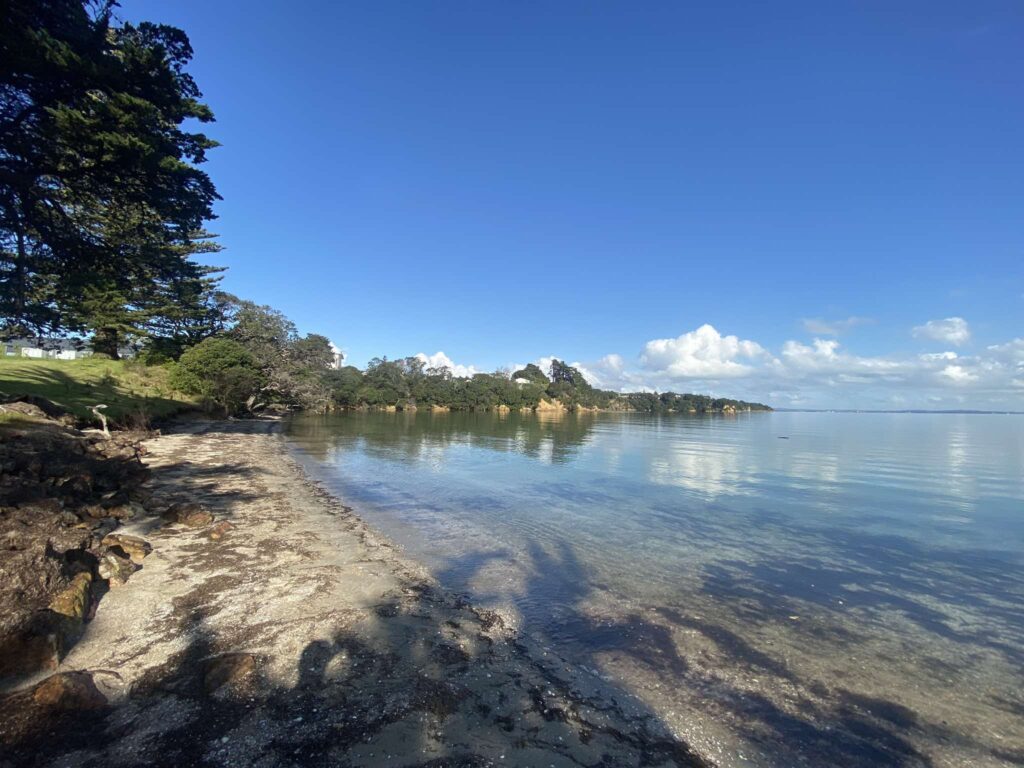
[288, 410, 601, 464]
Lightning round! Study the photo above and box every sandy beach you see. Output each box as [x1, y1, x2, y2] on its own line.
[0, 419, 705, 767]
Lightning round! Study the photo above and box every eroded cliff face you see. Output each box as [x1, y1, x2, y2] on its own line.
[533, 398, 567, 412]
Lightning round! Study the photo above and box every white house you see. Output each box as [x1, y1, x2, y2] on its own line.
[329, 342, 345, 370]
[4, 339, 91, 360]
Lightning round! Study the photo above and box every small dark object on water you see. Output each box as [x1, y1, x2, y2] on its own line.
[777, 436, 790, 439]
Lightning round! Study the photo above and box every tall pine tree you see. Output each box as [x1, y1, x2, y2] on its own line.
[0, 0, 223, 355]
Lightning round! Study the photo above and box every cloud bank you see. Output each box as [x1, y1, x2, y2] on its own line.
[525, 319, 1023, 410]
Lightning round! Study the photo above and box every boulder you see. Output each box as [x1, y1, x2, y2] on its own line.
[48, 573, 93, 620]
[101, 533, 152, 564]
[97, 551, 138, 587]
[208, 520, 233, 541]
[55, 473, 92, 500]
[0, 627, 60, 680]
[103, 501, 145, 521]
[32, 671, 107, 711]
[163, 502, 214, 528]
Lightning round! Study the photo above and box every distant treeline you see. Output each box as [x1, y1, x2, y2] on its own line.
[325, 357, 771, 414]
[622, 391, 772, 414]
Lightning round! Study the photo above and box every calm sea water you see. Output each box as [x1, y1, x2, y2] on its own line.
[285, 410, 1024, 767]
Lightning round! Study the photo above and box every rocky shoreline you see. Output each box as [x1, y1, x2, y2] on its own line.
[0, 415, 708, 767]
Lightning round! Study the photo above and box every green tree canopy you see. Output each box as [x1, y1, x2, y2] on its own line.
[170, 336, 262, 415]
[1, 0, 222, 354]
[512, 363, 550, 385]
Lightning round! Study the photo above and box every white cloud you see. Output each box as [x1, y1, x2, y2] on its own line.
[779, 339, 907, 377]
[912, 317, 971, 346]
[987, 338, 1024, 362]
[414, 351, 479, 379]
[939, 365, 978, 384]
[572, 354, 648, 392]
[640, 324, 766, 379]
[553, 322, 1024, 409]
[801, 316, 873, 336]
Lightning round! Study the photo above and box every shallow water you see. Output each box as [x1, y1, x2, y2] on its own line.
[285, 410, 1024, 767]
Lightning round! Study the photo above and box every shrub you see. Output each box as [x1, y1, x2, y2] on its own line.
[170, 338, 263, 415]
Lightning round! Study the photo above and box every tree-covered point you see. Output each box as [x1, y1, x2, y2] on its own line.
[320, 357, 771, 414]
[167, 297, 338, 415]
[625, 391, 771, 414]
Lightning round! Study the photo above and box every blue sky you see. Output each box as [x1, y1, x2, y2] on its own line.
[129, 2, 1023, 408]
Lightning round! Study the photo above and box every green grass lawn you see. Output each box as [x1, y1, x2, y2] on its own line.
[0, 357, 197, 427]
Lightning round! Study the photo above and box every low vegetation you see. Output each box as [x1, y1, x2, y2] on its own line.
[0, 357, 194, 427]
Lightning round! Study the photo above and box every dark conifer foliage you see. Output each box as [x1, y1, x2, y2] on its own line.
[0, 0, 222, 353]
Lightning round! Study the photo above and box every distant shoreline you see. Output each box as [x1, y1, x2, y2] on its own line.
[773, 408, 1024, 415]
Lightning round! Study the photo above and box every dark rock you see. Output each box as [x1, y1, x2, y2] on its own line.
[0, 625, 61, 680]
[56, 473, 92, 499]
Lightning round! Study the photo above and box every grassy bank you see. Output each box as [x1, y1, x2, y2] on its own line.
[0, 357, 196, 426]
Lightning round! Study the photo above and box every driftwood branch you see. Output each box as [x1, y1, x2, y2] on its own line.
[89, 404, 110, 437]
